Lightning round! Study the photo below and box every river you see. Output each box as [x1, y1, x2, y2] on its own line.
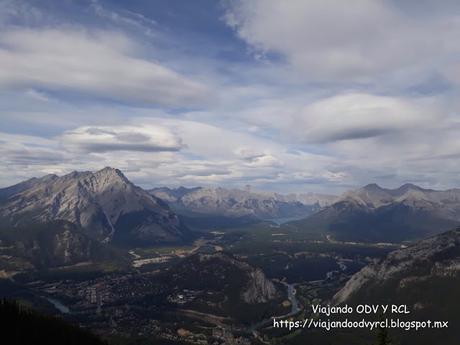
[46, 297, 71, 314]
[286, 283, 300, 314]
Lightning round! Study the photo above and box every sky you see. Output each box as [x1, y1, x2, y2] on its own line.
[1, 0, 460, 194]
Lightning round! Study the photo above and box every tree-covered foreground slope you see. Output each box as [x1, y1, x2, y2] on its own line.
[332, 227, 460, 345]
[0, 299, 107, 345]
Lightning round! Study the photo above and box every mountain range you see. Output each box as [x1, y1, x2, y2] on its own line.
[289, 183, 460, 243]
[3, 168, 460, 271]
[150, 186, 336, 228]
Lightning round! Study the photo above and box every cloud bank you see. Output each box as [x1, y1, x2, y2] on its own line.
[0, 28, 211, 107]
[1, 0, 460, 193]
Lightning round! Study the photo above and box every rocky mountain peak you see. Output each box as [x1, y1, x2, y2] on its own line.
[362, 183, 384, 191]
[294, 182, 460, 243]
[94, 167, 126, 179]
[0, 168, 187, 246]
[89, 167, 133, 193]
[341, 183, 393, 208]
[339, 182, 441, 209]
[396, 183, 424, 192]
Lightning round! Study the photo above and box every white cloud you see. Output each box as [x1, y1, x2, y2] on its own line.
[291, 93, 441, 143]
[61, 125, 184, 153]
[224, 0, 460, 83]
[0, 28, 211, 106]
[24, 89, 51, 102]
[0, 0, 44, 26]
[234, 147, 282, 167]
[89, 0, 158, 37]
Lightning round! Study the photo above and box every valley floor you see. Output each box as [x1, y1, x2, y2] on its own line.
[1, 223, 399, 344]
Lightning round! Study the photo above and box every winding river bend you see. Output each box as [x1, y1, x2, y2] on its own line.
[250, 282, 301, 332]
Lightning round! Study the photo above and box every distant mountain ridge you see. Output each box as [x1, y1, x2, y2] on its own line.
[340, 183, 460, 213]
[150, 186, 336, 220]
[289, 183, 460, 243]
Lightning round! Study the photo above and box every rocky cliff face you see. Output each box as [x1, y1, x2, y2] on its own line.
[0, 167, 188, 247]
[197, 252, 277, 304]
[167, 252, 278, 305]
[333, 227, 460, 304]
[242, 268, 277, 304]
[150, 186, 336, 219]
